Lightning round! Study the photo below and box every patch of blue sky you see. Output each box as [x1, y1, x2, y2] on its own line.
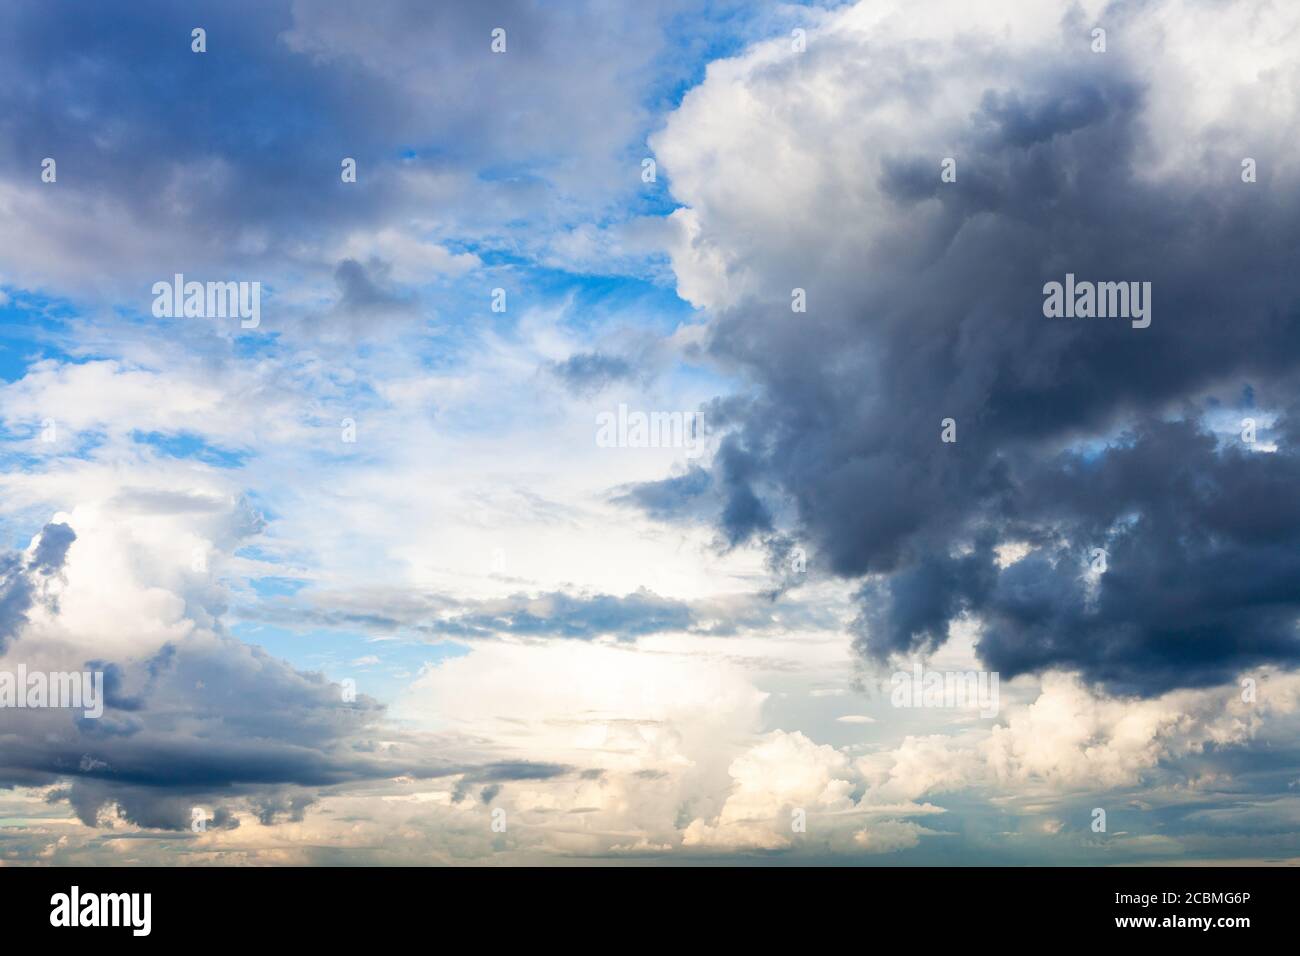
[131, 430, 249, 468]
[290, 382, 388, 441]
[230, 621, 470, 705]
[0, 338, 32, 383]
[232, 326, 284, 360]
[0, 425, 107, 465]
[234, 544, 292, 566]
[0, 507, 74, 550]
[475, 162, 551, 186]
[437, 258, 690, 326]
[559, 274, 694, 328]
[0, 290, 83, 381]
[237, 489, 281, 525]
[623, 184, 683, 220]
[402, 271, 694, 387]
[248, 576, 310, 598]
[653, 1, 834, 111]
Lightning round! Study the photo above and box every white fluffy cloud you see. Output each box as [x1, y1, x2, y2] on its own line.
[651, 0, 1300, 312]
[683, 730, 854, 849]
[858, 671, 1300, 803]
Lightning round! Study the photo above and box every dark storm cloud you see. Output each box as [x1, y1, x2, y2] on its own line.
[715, 435, 774, 546]
[0, 621, 571, 829]
[250, 792, 317, 826]
[967, 418, 1300, 694]
[2, 631, 384, 826]
[611, 395, 767, 532]
[654, 49, 1300, 694]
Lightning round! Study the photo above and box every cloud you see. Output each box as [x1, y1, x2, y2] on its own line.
[0, 522, 75, 652]
[336, 228, 479, 284]
[243, 581, 842, 641]
[852, 819, 929, 854]
[3, 0, 1300, 866]
[419, 588, 692, 640]
[0, 495, 570, 832]
[0, 0, 711, 315]
[647, 0, 1300, 695]
[682, 729, 947, 854]
[683, 730, 855, 849]
[328, 257, 418, 327]
[611, 466, 713, 522]
[857, 669, 1300, 801]
[547, 352, 637, 397]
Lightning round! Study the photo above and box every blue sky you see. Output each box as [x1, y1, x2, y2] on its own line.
[2, 0, 1300, 866]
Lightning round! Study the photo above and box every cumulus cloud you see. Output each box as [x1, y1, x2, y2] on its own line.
[0, 495, 568, 832]
[646, 0, 1300, 695]
[683, 729, 949, 854]
[683, 730, 855, 849]
[858, 669, 1300, 802]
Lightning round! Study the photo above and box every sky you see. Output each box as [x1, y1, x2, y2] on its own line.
[2, 0, 1300, 865]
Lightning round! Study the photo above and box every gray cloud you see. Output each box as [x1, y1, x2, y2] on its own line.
[547, 351, 637, 397]
[244, 583, 841, 643]
[0, 535, 570, 830]
[645, 3, 1300, 695]
[0, 0, 718, 300]
[0, 522, 74, 653]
